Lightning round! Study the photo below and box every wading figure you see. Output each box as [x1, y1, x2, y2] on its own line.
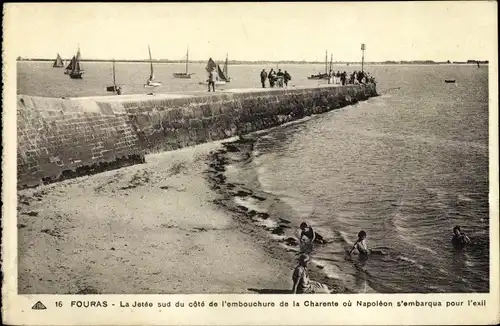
[299, 222, 316, 253]
[347, 230, 384, 258]
[451, 226, 471, 250]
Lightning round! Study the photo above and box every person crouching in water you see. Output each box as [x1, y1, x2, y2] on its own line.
[292, 254, 331, 294]
[208, 68, 216, 92]
[299, 222, 316, 253]
[451, 225, 471, 250]
[260, 69, 267, 88]
[353, 230, 384, 256]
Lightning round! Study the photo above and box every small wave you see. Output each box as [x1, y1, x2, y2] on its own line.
[310, 259, 343, 280]
[464, 259, 476, 268]
[439, 268, 449, 275]
[397, 255, 425, 270]
[457, 194, 474, 202]
[233, 196, 266, 213]
[337, 230, 354, 246]
[413, 244, 438, 255]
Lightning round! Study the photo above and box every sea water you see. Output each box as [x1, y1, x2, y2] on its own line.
[234, 64, 489, 293]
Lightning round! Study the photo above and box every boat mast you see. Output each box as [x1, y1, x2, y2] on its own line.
[325, 50, 328, 75]
[113, 60, 116, 90]
[185, 47, 189, 74]
[76, 46, 82, 72]
[148, 45, 154, 79]
[330, 54, 333, 73]
[224, 53, 229, 78]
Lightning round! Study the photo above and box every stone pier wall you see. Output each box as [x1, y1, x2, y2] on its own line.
[16, 84, 377, 188]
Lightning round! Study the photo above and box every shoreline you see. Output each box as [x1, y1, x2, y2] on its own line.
[17, 140, 293, 294]
[205, 134, 354, 294]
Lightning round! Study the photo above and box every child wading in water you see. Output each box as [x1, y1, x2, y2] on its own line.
[299, 222, 316, 253]
[356, 231, 369, 255]
[349, 230, 384, 256]
[451, 225, 471, 250]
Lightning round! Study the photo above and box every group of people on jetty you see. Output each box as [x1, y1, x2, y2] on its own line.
[328, 70, 375, 85]
[291, 222, 472, 294]
[260, 69, 292, 88]
[257, 68, 375, 90]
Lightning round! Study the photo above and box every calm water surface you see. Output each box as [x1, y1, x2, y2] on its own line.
[18, 61, 348, 97]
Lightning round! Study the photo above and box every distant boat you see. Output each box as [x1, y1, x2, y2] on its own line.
[445, 79, 456, 83]
[172, 48, 194, 79]
[144, 45, 162, 88]
[308, 50, 330, 80]
[106, 60, 122, 94]
[53, 53, 64, 68]
[67, 47, 84, 79]
[199, 57, 231, 85]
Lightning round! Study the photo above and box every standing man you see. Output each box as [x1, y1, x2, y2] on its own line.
[268, 68, 276, 88]
[208, 67, 216, 92]
[284, 70, 291, 87]
[276, 69, 284, 87]
[260, 69, 267, 88]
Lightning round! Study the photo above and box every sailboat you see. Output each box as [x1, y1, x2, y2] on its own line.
[144, 45, 162, 88]
[172, 48, 194, 79]
[64, 59, 72, 74]
[53, 53, 64, 68]
[67, 47, 84, 79]
[106, 60, 122, 94]
[308, 50, 330, 80]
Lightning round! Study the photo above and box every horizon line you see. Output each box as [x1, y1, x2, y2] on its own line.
[17, 57, 489, 65]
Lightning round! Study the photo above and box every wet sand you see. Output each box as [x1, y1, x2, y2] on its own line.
[17, 140, 293, 294]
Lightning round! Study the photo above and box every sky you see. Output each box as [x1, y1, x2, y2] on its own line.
[4, 2, 497, 62]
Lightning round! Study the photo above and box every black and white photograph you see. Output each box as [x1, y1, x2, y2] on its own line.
[2, 2, 499, 325]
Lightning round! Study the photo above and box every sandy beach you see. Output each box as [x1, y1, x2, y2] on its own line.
[17, 140, 293, 294]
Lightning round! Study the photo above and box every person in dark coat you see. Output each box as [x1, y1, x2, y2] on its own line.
[208, 68, 216, 92]
[276, 69, 284, 87]
[268, 69, 276, 88]
[284, 70, 291, 87]
[260, 69, 268, 88]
